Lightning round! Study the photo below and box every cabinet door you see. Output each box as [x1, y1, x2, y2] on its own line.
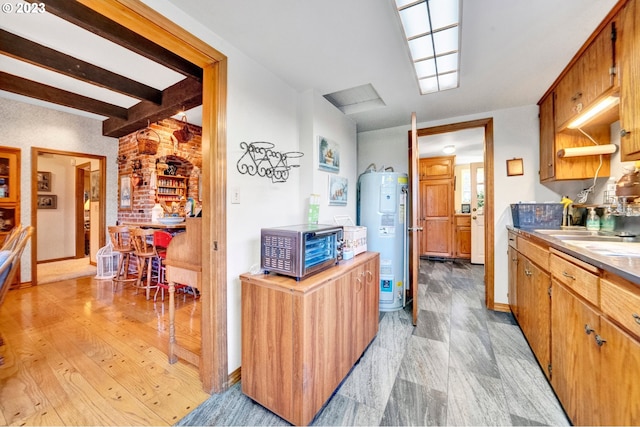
[539, 93, 555, 181]
[419, 156, 454, 180]
[0, 151, 18, 203]
[620, 0, 640, 160]
[517, 255, 551, 378]
[455, 225, 471, 258]
[420, 179, 452, 257]
[551, 282, 600, 426]
[362, 256, 380, 347]
[508, 245, 519, 319]
[598, 318, 640, 426]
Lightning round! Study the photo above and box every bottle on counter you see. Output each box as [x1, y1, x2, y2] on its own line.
[586, 207, 600, 231]
[600, 209, 615, 231]
[151, 203, 164, 223]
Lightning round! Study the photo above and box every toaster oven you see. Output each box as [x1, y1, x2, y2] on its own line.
[261, 224, 343, 280]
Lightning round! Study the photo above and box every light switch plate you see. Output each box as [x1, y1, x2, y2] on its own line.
[231, 187, 240, 204]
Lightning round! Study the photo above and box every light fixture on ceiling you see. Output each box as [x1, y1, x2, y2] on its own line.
[567, 95, 620, 129]
[443, 145, 455, 154]
[395, 0, 461, 95]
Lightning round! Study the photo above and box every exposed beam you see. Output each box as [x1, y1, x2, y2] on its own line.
[0, 29, 162, 104]
[102, 77, 202, 137]
[31, 0, 203, 82]
[0, 71, 129, 119]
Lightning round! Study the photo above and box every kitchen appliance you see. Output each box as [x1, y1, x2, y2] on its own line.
[357, 171, 408, 312]
[260, 224, 343, 280]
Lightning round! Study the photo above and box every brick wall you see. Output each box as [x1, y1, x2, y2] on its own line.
[117, 117, 202, 223]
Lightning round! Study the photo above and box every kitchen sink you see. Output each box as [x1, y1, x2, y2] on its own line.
[562, 240, 640, 257]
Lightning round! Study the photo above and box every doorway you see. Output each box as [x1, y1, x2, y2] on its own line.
[416, 118, 496, 310]
[31, 148, 106, 284]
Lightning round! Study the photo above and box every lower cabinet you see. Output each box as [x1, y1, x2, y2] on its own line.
[240, 252, 380, 426]
[509, 231, 640, 425]
[454, 214, 471, 258]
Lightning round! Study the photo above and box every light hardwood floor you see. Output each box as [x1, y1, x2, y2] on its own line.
[0, 276, 208, 426]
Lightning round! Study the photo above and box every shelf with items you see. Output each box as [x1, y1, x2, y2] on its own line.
[0, 150, 18, 203]
[156, 175, 187, 202]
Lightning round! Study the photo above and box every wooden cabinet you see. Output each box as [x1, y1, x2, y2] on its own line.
[419, 156, 454, 180]
[507, 231, 519, 319]
[240, 252, 380, 426]
[454, 214, 471, 258]
[0, 147, 20, 246]
[510, 231, 640, 425]
[419, 179, 453, 257]
[554, 22, 618, 130]
[619, 0, 640, 160]
[515, 236, 551, 379]
[156, 175, 187, 202]
[539, 93, 612, 182]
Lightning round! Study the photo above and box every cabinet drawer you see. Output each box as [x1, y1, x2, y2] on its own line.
[508, 231, 518, 249]
[516, 237, 549, 270]
[550, 253, 599, 305]
[455, 215, 471, 227]
[601, 275, 640, 339]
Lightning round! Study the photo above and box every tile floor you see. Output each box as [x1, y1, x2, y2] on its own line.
[178, 259, 570, 426]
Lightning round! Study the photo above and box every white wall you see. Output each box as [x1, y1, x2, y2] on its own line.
[0, 97, 118, 278]
[359, 105, 558, 305]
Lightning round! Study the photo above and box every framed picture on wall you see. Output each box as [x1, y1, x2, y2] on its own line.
[318, 136, 340, 173]
[328, 175, 348, 206]
[90, 170, 100, 202]
[37, 194, 57, 209]
[37, 171, 51, 192]
[119, 174, 132, 210]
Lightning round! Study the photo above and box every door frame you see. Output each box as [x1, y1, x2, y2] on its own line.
[414, 118, 495, 310]
[76, 162, 91, 259]
[31, 149, 106, 269]
[80, 0, 228, 393]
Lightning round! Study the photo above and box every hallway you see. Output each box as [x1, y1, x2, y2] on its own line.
[178, 259, 569, 425]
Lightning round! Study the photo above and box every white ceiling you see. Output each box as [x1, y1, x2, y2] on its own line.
[0, 0, 619, 158]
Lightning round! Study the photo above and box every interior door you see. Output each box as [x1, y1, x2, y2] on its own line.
[471, 162, 485, 264]
[408, 112, 420, 325]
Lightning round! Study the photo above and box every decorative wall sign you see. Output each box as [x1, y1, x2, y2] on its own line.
[37, 171, 51, 192]
[37, 194, 57, 209]
[328, 175, 348, 206]
[318, 136, 340, 173]
[236, 141, 303, 183]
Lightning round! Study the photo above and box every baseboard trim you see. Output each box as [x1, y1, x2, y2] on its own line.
[492, 302, 510, 313]
[228, 366, 241, 387]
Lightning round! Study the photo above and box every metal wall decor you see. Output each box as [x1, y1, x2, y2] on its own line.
[236, 141, 303, 183]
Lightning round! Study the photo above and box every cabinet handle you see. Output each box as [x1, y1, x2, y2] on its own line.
[366, 270, 373, 282]
[547, 163, 553, 167]
[562, 271, 576, 280]
[524, 268, 532, 277]
[511, 257, 517, 262]
[595, 334, 607, 347]
[620, 128, 631, 138]
[571, 92, 583, 102]
[633, 313, 640, 325]
[585, 324, 595, 335]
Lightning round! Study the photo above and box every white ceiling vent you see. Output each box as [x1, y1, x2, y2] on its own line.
[323, 83, 386, 115]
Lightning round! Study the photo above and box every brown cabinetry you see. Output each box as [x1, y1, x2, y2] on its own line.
[419, 156, 454, 180]
[454, 214, 471, 258]
[507, 231, 519, 319]
[240, 252, 380, 426]
[619, 0, 640, 160]
[554, 22, 618, 130]
[0, 147, 20, 245]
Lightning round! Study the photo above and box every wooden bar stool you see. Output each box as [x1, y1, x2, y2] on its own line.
[129, 227, 159, 300]
[108, 225, 136, 291]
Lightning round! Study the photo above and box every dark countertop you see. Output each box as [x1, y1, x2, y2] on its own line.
[507, 226, 640, 286]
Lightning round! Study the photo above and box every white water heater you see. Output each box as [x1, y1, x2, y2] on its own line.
[357, 171, 408, 312]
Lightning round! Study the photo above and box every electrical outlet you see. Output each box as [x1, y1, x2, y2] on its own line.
[231, 187, 240, 204]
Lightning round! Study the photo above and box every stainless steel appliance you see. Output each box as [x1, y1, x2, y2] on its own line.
[261, 224, 343, 280]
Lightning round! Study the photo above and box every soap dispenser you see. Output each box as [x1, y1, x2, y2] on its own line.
[601, 209, 615, 232]
[586, 207, 600, 231]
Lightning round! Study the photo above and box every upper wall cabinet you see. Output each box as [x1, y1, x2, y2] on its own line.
[419, 156, 454, 180]
[555, 21, 619, 131]
[619, 0, 640, 160]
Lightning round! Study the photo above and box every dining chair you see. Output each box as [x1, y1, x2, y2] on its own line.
[129, 227, 159, 300]
[108, 225, 137, 291]
[152, 230, 190, 302]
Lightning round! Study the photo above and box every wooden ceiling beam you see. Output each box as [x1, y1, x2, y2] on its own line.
[29, 0, 203, 82]
[0, 71, 129, 120]
[102, 77, 202, 138]
[0, 29, 162, 104]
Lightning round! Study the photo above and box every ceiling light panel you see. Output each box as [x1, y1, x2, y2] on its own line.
[395, 0, 461, 95]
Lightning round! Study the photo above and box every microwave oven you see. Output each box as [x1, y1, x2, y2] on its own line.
[261, 224, 343, 280]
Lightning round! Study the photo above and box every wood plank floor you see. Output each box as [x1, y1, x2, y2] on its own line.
[0, 276, 209, 426]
